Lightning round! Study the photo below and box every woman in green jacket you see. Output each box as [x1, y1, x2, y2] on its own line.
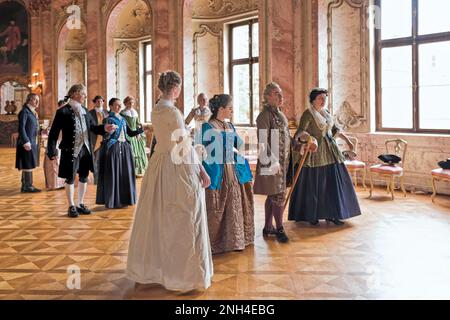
[120, 96, 148, 176]
[288, 88, 361, 226]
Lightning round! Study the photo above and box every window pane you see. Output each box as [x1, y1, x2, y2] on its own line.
[232, 25, 249, 60]
[381, 46, 413, 129]
[232, 64, 250, 124]
[381, 0, 411, 40]
[419, 0, 450, 35]
[145, 43, 152, 72]
[146, 74, 152, 122]
[419, 41, 450, 130]
[252, 22, 259, 58]
[252, 62, 260, 124]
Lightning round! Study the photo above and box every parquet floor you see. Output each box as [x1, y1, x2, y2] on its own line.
[0, 147, 449, 300]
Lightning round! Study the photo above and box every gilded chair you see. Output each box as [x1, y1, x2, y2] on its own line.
[340, 136, 366, 189]
[369, 139, 408, 200]
[431, 168, 450, 203]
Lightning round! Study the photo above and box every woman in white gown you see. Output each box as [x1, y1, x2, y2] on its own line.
[126, 71, 214, 291]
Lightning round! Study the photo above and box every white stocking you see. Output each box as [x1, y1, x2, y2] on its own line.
[78, 182, 88, 206]
[65, 183, 75, 207]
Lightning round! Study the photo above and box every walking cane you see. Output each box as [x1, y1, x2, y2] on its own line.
[283, 136, 313, 213]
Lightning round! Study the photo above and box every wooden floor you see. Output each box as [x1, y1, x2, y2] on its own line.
[0, 147, 449, 300]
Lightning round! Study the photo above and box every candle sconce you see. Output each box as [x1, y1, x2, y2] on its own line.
[28, 72, 43, 94]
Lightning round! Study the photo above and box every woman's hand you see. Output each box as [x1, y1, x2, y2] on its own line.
[200, 168, 211, 189]
[307, 137, 319, 153]
[295, 131, 310, 145]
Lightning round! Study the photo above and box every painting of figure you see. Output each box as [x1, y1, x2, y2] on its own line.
[0, 1, 29, 75]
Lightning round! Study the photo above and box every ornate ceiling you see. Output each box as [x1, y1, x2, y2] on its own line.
[192, 0, 258, 19]
[112, 0, 152, 38]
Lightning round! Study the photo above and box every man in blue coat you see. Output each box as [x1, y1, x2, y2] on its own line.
[15, 93, 41, 193]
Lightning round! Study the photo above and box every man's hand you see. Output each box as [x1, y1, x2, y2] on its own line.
[23, 142, 32, 151]
[270, 162, 281, 175]
[105, 124, 116, 133]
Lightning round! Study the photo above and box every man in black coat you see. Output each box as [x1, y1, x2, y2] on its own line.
[48, 84, 115, 218]
[88, 95, 108, 184]
[15, 93, 41, 193]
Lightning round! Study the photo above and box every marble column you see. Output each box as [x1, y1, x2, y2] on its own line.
[86, 0, 102, 101]
[152, 0, 170, 103]
[29, 8, 43, 118]
[259, 0, 295, 121]
[181, 0, 194, 114]
[40, 7, 55, 119]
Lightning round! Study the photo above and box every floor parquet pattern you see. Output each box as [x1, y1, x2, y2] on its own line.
[0, 147, 449, 300]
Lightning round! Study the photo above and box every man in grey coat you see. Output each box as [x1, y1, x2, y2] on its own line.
[254, 82, 291, 243]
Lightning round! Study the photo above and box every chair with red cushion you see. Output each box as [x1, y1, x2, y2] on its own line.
[369, 139, 408, 200]
[431, 168, 450, 203]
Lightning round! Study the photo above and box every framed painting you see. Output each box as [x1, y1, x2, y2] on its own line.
[0, 0, 29, 76]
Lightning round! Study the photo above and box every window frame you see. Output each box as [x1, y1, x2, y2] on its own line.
[375, 0, 450, 134]
[229, 18, 259, 127]
[143, 40, 153, 123]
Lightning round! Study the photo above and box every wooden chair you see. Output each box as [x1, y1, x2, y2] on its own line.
[431, 168, 450, 203]
[340, 136, 366, 189]
[369, 139, 408, 200]
[10, 132, 18, 147]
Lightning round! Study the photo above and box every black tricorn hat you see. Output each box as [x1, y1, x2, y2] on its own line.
[378, 154, 401, 165]
[438, 160, 450, 170]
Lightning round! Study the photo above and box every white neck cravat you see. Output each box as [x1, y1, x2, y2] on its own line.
[69, 100, 85, 115]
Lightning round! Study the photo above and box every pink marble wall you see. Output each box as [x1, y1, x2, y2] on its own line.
[153, 0, 171, 77]
[57, 26, 68, 101]
[264, 0, 295, 121]
[182, 0, 194, 114]
[86, 0, 101, 101]
[318, 0, 328, 88]
[105, 1, 127, 100]
[40, 9, 55, 118]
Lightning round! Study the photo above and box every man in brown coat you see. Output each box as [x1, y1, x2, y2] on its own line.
[254, 82, 291, 243]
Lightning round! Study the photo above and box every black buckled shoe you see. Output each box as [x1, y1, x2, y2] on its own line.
[77, 204, 92, 215]
[275, 227, 289, 243]
[68, 206, 79, 218]
[310, 220, 320, 226]
[25, 186, 42, 193]
[21, 172, 41, 193]
[326, 218, 345, 226]
[262, 228, 277, 237]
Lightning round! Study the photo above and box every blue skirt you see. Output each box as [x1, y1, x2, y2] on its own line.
[288, 162, 361, 222]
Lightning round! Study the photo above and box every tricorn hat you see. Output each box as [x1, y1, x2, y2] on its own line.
[378, 154, 401, 165]
[438, 159, 450, 170]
